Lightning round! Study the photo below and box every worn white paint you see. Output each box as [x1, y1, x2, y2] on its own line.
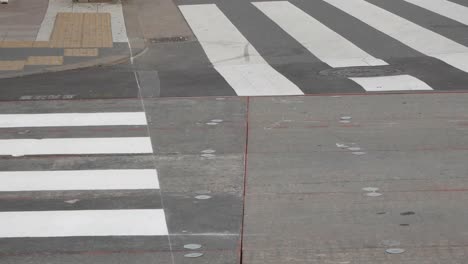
[350, 75, 433, 91]
[179, 4, 303, 96]
[0, 169, 159, 191]
[253, 1, 387, 67]
[0, 112, 147, 128]
[0, 209, 168, 237]
[404, 0, 468, 25]
[98, 2, 129, 43]
[0, 137, 153, 156]
[324, 0, 468, 73]
[36, 0, 128, 42]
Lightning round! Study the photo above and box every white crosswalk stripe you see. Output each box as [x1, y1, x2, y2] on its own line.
[253, 1, 432, 92]
[0, 209, 168, 238]
[323, 0, 468, 73]
[0, 137, 153, 156]
[179, 4, 304, 96]
[0, 112, 148, 128]
[0, 108, 168, 240]
[404, 0, 468, 26]
[350, 75, 433, 91]
[175, 0, 468, 95]
[0, 169, 160, 191]
[253, 1, 387, 68]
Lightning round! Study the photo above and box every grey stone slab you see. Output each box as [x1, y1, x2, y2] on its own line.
[243, 93, 468, 264]
[0, 99, 143, 114]
[155, 153, 244, 194]
[0, 236, 170, 256]
[163, 192, 242, 234]
[0, 252, 174, 264]
[0, 126, 147, 139]
[248, 94, 468, 153]
[137, 70, 161, 98]
[246, 151, 468, 191]
[0, 190, 162, 211]
[145, 97, 247, 155]
[0, 155, 156, 171]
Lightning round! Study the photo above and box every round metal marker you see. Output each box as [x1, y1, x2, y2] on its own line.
[365, 192, 383, 197]
[362, 187, 379, 192]
[347, 147, 361, 151]
[184, 252, 204, 258]
[195, 195, 212, 200]
[184, 244, 202, 250]
[386, 248, 405, 254]
[352, 152, 367, 155]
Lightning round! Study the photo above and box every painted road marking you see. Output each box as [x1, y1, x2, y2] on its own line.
[404, 0, 468, 26]
[0, 169, 159, 191]
[350, 75, 433, 91]
[324, 0, 468, 73]
[253, 1, 387, 67]
[0, 137, 153, 156]
[0, 112, 147, 128]
[37, 0, 128, 42]
[253, 1, 431, 91]
[0, 209, 168, 237]
[179, 4, 303, 96]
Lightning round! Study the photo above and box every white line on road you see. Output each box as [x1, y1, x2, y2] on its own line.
[0, 209, 168, 237]
[0, 137, 153, 156]
[179, 4, 303, 96]
[253, 1, 387, 67]
[350, 75, 433, 91]
[323, 0, 468, 73]
[404, 0, 468, 26]
[0, 112, 147, 128]
[0, 169, 159, 191]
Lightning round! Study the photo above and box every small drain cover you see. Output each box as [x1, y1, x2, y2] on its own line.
[319, 66, 403, 78]
[149, 36, 190, 43]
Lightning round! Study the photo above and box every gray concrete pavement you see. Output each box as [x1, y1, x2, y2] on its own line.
[243, 93, 468, 264]
[0, 0, 468, 263]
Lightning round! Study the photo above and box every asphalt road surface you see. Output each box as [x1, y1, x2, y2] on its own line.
[0, 0, 468, 264]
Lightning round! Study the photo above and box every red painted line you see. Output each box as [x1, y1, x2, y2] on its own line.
[239, 96, 250, 264]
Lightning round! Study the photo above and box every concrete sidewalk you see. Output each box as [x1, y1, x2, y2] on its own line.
[0, 0, 131, 78]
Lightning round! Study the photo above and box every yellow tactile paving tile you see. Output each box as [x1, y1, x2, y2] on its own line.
[49, 12, 113, 48]
[82, 13, 113, 48]
[26, 56, 64, 66]
[0, 61, 26, 71]
[49, 13, 84, 48]
[64, 48, 99, 57]
[32, 41, 51, 48]
[0, 41, 34, 48]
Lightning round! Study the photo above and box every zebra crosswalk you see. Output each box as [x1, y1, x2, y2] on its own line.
[175, 0, 468, 96]
[0, 100, 169, 253]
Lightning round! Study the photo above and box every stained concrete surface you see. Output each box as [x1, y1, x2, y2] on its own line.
[243, 93, 468, 264]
